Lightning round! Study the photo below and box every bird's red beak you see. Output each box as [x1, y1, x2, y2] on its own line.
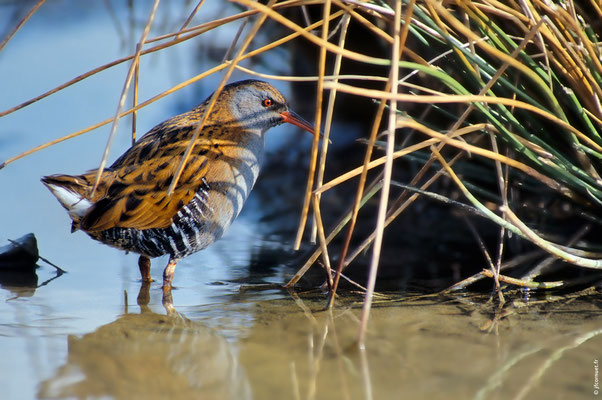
[280, 110, 315, 135]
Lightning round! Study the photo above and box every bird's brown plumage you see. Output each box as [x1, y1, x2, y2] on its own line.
[42, 79, 315, 290]
[44, 80, 288, 233]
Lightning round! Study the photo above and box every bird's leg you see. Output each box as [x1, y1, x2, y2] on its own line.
[162, 259, 178, 291]
[138, 255, 153, 282]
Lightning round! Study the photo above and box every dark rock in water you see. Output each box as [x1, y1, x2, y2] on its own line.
[0, 234, 39, 294]
[0, 269, 38, 293]
[0, 233, 39, 270]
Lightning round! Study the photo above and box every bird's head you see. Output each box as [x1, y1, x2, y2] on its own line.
[219, 80, 315, 136]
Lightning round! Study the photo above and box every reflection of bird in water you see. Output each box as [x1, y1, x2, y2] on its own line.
[42, 80, 314, 292]
[38, 284, 251, 399]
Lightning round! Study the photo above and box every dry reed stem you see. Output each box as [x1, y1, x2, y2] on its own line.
[167, 0, 277, 196]
[463, 216, 501, 291]
[132, 43, 141, 145]
[444, 16, 545, 139]
[311, 12, 350, 244]
[518, 0, 553, 91]
[345, 152, 466, 265]
[480, 271, 564, 289]
[222, 12, 249, 62]
[176, 0, 206, 39]
[226, 65, 391, 82]
[0, 11, 233, 119]
[357, 0, 406, 348]
[311, 15, 534, 273]
[293, 0, 331, 249]
[312, 146, 468, 274]
[443, 250, 544, 291]
[238, 0, 390, 66]
[90, 0, 161, 197]
[0, 0, 46, 53]
[355, 15, 547, 268]
[1, 9, 341, 169]
[549, 29, 602, 115]
[520, 224, 591, 281]
[0, 1, 315, 120]
[324, 2, 403, 305]
[432, 14, 547, 300]
[488, 130, 507, 302]
[146, 0, 321, 44]
[286, 180, 383, 288]
[543, 3, 602, 80]
[326, 88, 390, 306]
[342, 148, 468, 269]
[320, 0, 486, 296]
[428, 0, 565, 118]
[314, 124, 494, 194]
[437, 144, 602, 260]
[431, 142, 602, 269]
[333, 0, 428, 65]
[322, 82, 600, 154]
[502, 207, 602, 269]
[312, 193, 333, 288]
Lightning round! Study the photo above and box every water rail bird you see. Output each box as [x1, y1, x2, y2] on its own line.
[42, 80, 315, 291]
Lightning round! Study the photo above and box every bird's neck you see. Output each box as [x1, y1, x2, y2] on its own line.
[223, 128, 265, 171]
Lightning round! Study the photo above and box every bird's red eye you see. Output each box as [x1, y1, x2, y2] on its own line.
[262, 98, 272, 107]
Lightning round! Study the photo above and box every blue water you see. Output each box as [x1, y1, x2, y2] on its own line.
[1, 2, 601, 399]
[0, 2, 303, 397]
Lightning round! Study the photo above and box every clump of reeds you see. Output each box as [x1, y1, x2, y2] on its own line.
[279, 0, 602, 342]
[1, 0, 601, 345]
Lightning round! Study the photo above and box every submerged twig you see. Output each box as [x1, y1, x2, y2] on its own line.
[443, 250, 544, 292]
[480, 269, 564, 289]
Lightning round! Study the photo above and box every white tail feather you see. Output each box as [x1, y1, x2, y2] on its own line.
[44, 183, 93, 219]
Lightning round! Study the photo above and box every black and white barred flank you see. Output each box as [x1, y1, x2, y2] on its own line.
[90, 179, 219, 260]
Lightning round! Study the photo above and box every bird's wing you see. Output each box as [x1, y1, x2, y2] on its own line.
[80, 153, 211, 232]
[80, 118, 221, 232]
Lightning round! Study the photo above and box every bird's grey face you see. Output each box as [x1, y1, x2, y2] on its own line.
[229, 83, 288, 132]
[226, 80, 315, 135]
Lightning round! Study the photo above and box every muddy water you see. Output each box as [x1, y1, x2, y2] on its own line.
[2, 1, 602, 399]
[4, 278, 601, 399]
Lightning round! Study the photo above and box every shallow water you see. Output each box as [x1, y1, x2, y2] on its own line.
[1, 2, 602, 399]
[4, 277, 602, 399]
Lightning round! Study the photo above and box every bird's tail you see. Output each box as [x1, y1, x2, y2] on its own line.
[41, 174, 95, 232]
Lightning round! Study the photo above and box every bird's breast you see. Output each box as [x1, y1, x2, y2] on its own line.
[177, 133, 265, 242]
